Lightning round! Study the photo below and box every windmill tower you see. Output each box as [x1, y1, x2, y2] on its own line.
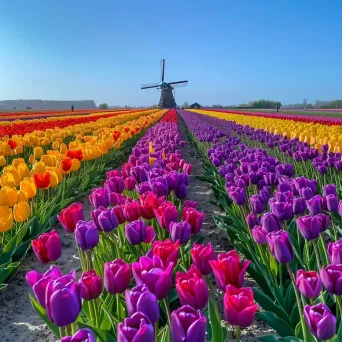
[141, 59, 188, 108]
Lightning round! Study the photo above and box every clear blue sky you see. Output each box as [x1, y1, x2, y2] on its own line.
[1, 0, 341, 106]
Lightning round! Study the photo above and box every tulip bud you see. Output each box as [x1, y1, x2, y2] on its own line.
[320, 264, 342, 295]
[246, 212, 260, 230]
[252, 225, 267, 245]
[125, 285, 159, 324]
[125, 219, 155, 245]
[75, 220, 99, 251]
[32, 229, 62, 263]
[328, 238, 342, 264]
[306, 195, 322, 215]
[296, 269, 322, 298]
[117, 312, 154, 342]
[323, 194, 339, 212]
[57, 202, 84, 233]
[224, 285, 258, 328]
[171, 305, 206, 342]
[13, 201, 31, 222]
[98, 208, 119, 233]
[150, 239, 179, 267]
[123, 200, 141, 222]
[271, 201, 293, 221]
[60, 329, 96, 342]
[154, 201, 178, 230]
[169, 221, 191, 245]
[292, 197, 306, 215]
[132, 255, 174, 300]
[250, 194, 266, 214]
[227, 186, 246, 205]
[266, 230, 293, 264]
[45, 275, 82, 327]
[175, 265, 209, 310]
[191, 243, 215, 275]
[209, 250, 250, 290]
[296, 214, 329, 241]
[304, 304, 336, 340]
[183, 200, 198, 209]
[89, 187, 107, 209]
[78, 269, 102, 301]
[124, 176, 137, 191]
[261, 212, 281, 233]
[104, 259, 131, 294]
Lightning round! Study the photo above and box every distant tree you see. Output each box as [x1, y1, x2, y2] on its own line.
[182, 102, 189, 108]
[26, 106, 32, 110]
[99, 103, 109, 109]
[211, 104, 223, 108]
[251, 100, 282, 109]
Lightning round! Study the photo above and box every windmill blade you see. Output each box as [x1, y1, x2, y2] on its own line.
[141, 83, 160, 89]
[169, 80, 188, 86]
[160, 59, 165, 82]
[170, 80, 188, 88]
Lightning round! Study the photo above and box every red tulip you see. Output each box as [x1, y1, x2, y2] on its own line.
[57, 202, 84, 233]
[61, 157, 72, 172]
[224, 285, 258, 328]
[32, 229, 62, 263]
[209, 250, 249, 290]
[191, 243, 215, 275]
[34, 172, 51, 189]
[150, 239, 180, 267]
[182, 207, 205, 234]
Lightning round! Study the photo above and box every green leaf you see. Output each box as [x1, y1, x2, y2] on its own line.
[208, 298, 223, 342]
[157, 325, 171, 342]
[256, 311, 295, 337]
[78, 322, 117, 342]
[258, 336, 303, 342]
[29, 294, 60, 338]
[253, 288, 292, 326]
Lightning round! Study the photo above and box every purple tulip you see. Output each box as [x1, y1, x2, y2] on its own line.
[227, 186, 246, 205]
[296, 270, 322, 298]
[104, 259, 131, 294]
[323, 184, 337, 197]
[26, 265, 66, 307]
[296, 214, 328, 241]
[45, 275, 82, 327]
[174, 183, 187, 199]
[169, 221, 191, 244]
[271, 201, 293, 221]
[267, 230, 293, 263]
[261, 212, 281, 233]
[250, 195, 265, 214]
[323, 194, 339, 212]
[60, 329, 96, 342]
[252, 226, 267, 245]
[246, 212, 260, 230]
[117, 312, 154, 342]
[125, 219, 155, 245]
[304, 304, 336, 340]
[320, 264, 342, 295]
[132, 255, 174, 300]
[306, 195, 322, 215]
[97, 208, 119, 232]
[183, 200, 198, 209]
[106, 192, 127, 207]
[165, 171, 179, 190]
[293, 197, 307, 215]
[150, 177, 169, 197]
[105, 176, 125, 194]
[136, 182, 153, 195]
[89, 187, 107, 209]
[299, 187, 314, 200]
[328, 238, 342, 264]
[171, 305, 206, 342]
[75, 220, 99, 251]
[125, 285, 159, 324]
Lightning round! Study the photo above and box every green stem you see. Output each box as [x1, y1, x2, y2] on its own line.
[59, 327, 65, 338]
[286, 263, 308, 342]
[336, 296, 342, 320]
[236, 326, 241, 342]
[154, 320, 159, 340]
[117, 294, 122, 323]
[162, 298, 171, 326]
[313, 241, 322, 270]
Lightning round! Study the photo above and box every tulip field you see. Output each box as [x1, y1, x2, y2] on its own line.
[2, 108, 342, 341]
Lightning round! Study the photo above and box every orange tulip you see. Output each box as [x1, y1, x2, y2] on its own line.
[20, 177, 37, 198]
[0, 186, 17, 207]
[17, 190, 28, 203]
[0, 206, 14, 232]
[0, 156, 6, 167]
[14, 201, 31, 222]
[34, 147, 44, 159]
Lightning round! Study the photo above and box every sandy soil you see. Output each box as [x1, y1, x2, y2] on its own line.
[0, 119, 272, 342]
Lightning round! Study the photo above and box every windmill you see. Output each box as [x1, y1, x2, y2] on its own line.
[141, 59, 188, 108]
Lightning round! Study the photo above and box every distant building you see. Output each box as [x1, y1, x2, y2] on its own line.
[190, 102, 201, 109]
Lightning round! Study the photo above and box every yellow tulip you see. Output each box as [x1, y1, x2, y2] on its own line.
[52, 141, 60, 150]
[0, 186, 17, 207]
[29, 154, 36, 164]
[34, 147, 44, 159]
[41, 154, 57, 167]
[60, 143, 67, 154]
[48, 170, 59, 188]
[0, 206, 14, 232]
[0, 172, 16, 187]
[17, 190, 28, 203]
[3, 166, 21, 186]
[149, 156, 156, 166]
[70, 159, 81, 172]
[31, 161, 46, 174]
[3, 144, 12, 156]
[13, 201, 31, 222]
[15, 145, 24, 154]
[12, 158, 25, 168]
[0, 156, 6, 167]
[20, 177, 37, 199]
[18, 163, 30, 179]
